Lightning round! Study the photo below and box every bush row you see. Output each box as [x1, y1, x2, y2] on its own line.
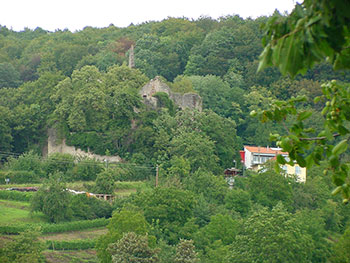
[0, 190, 34, 201]
[0, 218, 109, 235]
[0, 170, 41, 184]
[45, 239, 96, 250]
[2, 152, 104, 182]
[0, 224, 28, 234]
[41, 218, 109, 233]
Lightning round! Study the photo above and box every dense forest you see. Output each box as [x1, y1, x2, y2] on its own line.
[2, 13, 350, 157]
[1, 3, 350, 263]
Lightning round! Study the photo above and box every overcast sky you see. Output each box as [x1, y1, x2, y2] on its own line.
[1, 0, 299, 32]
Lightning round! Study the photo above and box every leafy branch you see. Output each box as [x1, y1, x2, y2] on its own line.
[254, 81, 350, 203]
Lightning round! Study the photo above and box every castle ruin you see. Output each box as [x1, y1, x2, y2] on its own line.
[139, 76, 202, 111]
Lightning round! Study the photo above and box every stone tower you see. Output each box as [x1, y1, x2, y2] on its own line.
[128, 44, 135, 69]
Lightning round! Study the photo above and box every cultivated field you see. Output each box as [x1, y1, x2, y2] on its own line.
[0, 181, 147, 262]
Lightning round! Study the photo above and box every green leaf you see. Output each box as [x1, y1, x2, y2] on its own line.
[321, 106, 329, 116]
[257, 45, 273, 72]
[270, 133, 280, 141]
[280, 137, 293, 152]
[331, 186, 342, 195]
[305, 15, 322, 27]
[329, 155, 340, 168]
[297, 111, 312, 121]
[296, 154, 306, 167]
[337, 125, 349, 135]
[324, 127, 334, 141]
[276, 154, 286, 165]
[305, 155, 314, 169]
[332, 139, 348, 156]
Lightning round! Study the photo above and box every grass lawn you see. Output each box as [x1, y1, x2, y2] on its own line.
[0, 199, 46, 224]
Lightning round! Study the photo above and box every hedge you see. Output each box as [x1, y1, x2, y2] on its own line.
[45, 239, 96, 250]
[0, 170, 41, 184]
[0, 190, 34, 201]
[0, 218, 109, 235]
[0, 224, 28, 234]
[40, 218, 109, 233]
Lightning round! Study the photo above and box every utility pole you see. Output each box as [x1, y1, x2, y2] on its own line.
[155, 165, 159, 187]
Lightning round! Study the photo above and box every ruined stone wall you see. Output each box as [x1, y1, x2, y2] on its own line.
[46, 128, 121, 162]
[139, 76, 171, 97]
[170, 92, 202, 111]
[139, 77, 202, 111]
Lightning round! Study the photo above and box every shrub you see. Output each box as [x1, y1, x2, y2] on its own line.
[94, 170, 115, 194]
[4, 151, 44, 178]
[43, 153, 75, 180]
[72, 158, 103, 181]
[31, 175, 73, 223]
[111, 165, 152, 181]
[153, 92, 176, 115]
[0, 170, 40, 184]
[71, 194, 112, 220]
[0, 190, 34, 201]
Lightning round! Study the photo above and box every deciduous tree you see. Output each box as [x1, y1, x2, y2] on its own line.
[109, 232, 159, 263]
[228, 203, 313, 263]
[30, 174, 72, 223]
[96, 209, 150, 263]
[174, 239, 199, 263]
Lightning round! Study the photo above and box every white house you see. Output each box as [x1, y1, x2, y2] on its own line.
[241, 146, 306, 182]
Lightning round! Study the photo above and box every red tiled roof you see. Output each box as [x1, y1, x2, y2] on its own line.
[244, 146, 288, 155]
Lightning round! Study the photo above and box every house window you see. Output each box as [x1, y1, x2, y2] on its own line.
[295, 166, 301, 175]
[282, 165, 288, 173]
[253, 155, 260, 163]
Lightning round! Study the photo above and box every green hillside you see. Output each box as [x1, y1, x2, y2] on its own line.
[1, 3, 350, 262]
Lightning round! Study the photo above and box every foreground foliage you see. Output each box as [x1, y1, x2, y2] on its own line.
[258, 0, 350, 202]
